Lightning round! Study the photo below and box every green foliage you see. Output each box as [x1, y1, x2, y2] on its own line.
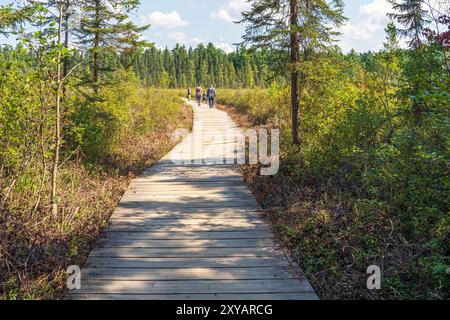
[131, 44, 280, 88]
[0, 1, 189, 300]
[218, 43, 449, 299]
[68, 70, 184, 162]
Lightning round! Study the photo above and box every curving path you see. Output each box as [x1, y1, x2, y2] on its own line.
[68, 100, 317, 300]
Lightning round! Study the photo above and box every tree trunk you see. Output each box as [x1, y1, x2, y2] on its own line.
[290, 0, 301, 146]
[51, 4, 64, 217]
[93, 0, 101, 94]
[63, 0, 70, 80]
[62, 0, 70, 97]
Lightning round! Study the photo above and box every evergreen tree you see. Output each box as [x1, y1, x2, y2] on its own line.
[240, 0, 346, 145]
[77, 0, 149, 93]
[388, 0, 428, 49]
[130, 42, 281, 89]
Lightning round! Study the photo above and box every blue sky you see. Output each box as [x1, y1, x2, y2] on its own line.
[0, 0, 395, 52]
[135, 0, 394, 52]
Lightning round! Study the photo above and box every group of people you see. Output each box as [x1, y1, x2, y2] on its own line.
[187, 85, 216, 109]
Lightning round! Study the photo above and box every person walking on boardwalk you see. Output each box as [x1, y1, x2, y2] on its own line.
[187, 86, 192, 100]
[195, 86, 202, 106]
[207, 85, 216, 109]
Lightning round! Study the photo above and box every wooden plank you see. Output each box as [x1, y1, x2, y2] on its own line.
[109, 218, 266, 227]
[114, 207, 264, 215]
[103, 231, 273, 240]
[97, 238, 276, 248]
[119, 198, 259, 206]
[117, 203, 261, 210]
[72, 279, 315, 295]
[127, 186, 250, 192]
[125, 189, 253, 196]
[137, 175, 244, 182]
[89, 247, 280, 258]
[109, 218, 265, 225]
[81, 267, 296, 281]
[106, 224, 270, 233]
[122, 194, 253, 200]
[68, 292, 319, 300]
[111, 213, 264, 220]
[141, 170, 242, 177]
[86, 257, 288, 269]
[112, 213, 264, 219]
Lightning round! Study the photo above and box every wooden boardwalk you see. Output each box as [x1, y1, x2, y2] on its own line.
[68, 101, 317, 300]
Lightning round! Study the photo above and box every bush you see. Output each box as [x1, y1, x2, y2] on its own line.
[0, 62, 191, 299]
[217, 50, 449, 299]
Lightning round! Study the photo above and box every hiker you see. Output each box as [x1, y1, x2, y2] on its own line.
[187, 86, 192, 100]
[195, 86, 202, 106]
[207, 85, 216, 109]
[202, 91, 207, 104]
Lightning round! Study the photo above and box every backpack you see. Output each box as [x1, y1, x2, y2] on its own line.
[208, 87, 215, 98]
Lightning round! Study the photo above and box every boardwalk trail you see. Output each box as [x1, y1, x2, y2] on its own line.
[69, 100, 318, 300]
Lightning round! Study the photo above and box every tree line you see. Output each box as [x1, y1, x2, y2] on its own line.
[130, 44, 277, 88]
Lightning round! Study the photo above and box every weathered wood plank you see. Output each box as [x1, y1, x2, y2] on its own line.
[67, 292, 319, 300]
[110, 213, 264, 220]
[97, 238, 276, 248]
[119, 198, 260, 207]
[106, 224, 270, 233]
[73, 279, 315, 295]
[121, 194, 254, 201]
[116, 203, 262, 211]
[114, 207, 264, 215]
[89, 247, 280, 258]
[86, 257, 289, 269]
[109, 218, 266, 227]
[103, 230, 273, 240]
[126, 188, 251, 195]
[125, 189, 253, 195]
[81, 267, 296, 281]
[109, 218, 265, 225]
[110, 217, 267, 230]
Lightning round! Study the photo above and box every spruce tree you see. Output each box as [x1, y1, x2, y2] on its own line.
[77, 0, 149, 93]
[388, 0, 428, 49]
[240, 0, 346, 146]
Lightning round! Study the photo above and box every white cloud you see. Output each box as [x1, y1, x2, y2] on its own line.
[168, 31, 188, 43]
[341, 24, 373, 41]
[360, 0, 391, 31]
[340, 0, 392, 51]
[168, 32, 202, 46]
[211, 0, 250, 23]
[214, 42, 235, 53]
[142, 11, 190, 29]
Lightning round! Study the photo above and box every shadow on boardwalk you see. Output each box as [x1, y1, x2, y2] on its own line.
[67, 102, 318, 300]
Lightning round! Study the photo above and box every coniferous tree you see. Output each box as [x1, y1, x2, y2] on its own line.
[388, 0, 428, 49]
[129, 43, 280, 89]
[240, 0, 346, 146]
[77, 0, 149, 93]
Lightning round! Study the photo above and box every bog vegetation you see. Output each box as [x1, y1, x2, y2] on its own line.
[0, 0, 449, 300]
[0, 1, 191, 299]
[216, 0, 449, 299]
